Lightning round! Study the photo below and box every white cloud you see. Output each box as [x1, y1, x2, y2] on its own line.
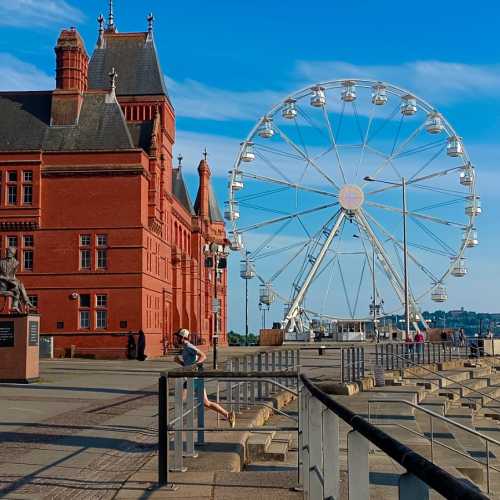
[295, 60, 500, 104]
[0, 0, 84, 27]
[0, 53, 53, 90]
[166, 77, 282, 121]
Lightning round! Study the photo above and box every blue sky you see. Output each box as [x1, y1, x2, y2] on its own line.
[1, 0, 499, 333]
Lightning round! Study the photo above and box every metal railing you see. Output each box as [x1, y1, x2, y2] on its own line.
[375, 349, 500, 417]
[158, 347, 300, 489]
[375, 341, 457, 369]
[369, 398, 500, 494]
[300, 374, 488, 500]
[297, 345, 366, 383]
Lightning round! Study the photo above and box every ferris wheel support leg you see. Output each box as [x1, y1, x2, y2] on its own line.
[355, 210, 422, 326]
[284, 211, 346, 334]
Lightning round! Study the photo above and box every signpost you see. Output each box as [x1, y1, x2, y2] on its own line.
[0, 321, 14, 347]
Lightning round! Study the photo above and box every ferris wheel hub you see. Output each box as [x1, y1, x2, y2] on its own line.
[339, 184, 365, 211]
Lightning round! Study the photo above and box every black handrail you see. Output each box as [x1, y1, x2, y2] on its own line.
[300, 374, 488, 500]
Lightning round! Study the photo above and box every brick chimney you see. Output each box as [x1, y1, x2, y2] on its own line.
[51, 28, 89, 126]
[196, 157, 211, 219]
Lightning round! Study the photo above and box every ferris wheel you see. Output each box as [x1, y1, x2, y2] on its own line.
[226, 79, 479, 337]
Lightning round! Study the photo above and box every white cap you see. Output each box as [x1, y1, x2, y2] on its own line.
[177, 328, 190, 339]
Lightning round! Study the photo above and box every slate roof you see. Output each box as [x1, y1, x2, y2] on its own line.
[0, 92, 135, 152]
[172, 167, 194, 215]
[88, 33, 168, 97]
[127, 120, 153, 151]
[194, 182, 224, 223]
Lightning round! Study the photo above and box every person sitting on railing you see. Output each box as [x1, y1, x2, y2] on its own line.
[174, 328, 236, 428]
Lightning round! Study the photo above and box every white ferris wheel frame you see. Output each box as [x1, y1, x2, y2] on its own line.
[227, 78, 478, 333]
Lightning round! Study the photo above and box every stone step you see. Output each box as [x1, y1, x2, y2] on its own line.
[463, 386, 500, 408]
[419, 396, 450, 415]
[441, 378, 489, 399]
[265, 440, 289, 461]
[246, 431, 275, 461]
[404, 369, 472, 389]
[272, 431, 293, 446]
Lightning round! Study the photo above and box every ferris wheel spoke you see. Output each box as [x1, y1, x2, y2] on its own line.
[254, 150, 294, 184]
[413, 198, 464, 213]
[283, 211, 346, 330]
[364, 200, 467, 229]
[239, 201, 289, 216]
[408, 166, 463, 184]
[407, 145, 447, 181]
[410, 217, 457, 256]
[362, 210, 440, 283]
[240, 171, 337, 198]
[251, 219, 293, 257]
[355, 101, 376, 180]
[355, 209, 408, 306]
[254, 144, 303, 161]
[238, 186, 290, 203]
[366, 101, 401, 143]
[273, 123, 341, 190]
[321, 105, 348, 184]
[363, 120, 427, 186]
[413, 183, 466, 197]
[352, 257, 367, 318]
[267, 240, 313, 282]
[255, 239, 311, 261]
[237, 201, 339, 234]
[296, 104, 330, 143]
[338, 258, 354, 318]
[393, 138, 446, 159]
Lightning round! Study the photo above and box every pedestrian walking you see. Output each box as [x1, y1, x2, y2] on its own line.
[127, 331, 136, 360]
[137, 330, 147, 361]
[174, 328, 236, 427]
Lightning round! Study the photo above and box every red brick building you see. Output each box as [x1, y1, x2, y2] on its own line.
[0, 15, 228, 358]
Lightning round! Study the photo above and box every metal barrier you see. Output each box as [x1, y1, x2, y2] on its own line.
[369, 398, 500, 495]
[158, 347, 300, 489]
[375, 341, 457, 369]
[300, 374, 488, 500]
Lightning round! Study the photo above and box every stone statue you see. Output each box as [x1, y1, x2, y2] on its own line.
[0, 247, 34, 313]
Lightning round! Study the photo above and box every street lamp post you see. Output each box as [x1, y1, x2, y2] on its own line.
[204, 242, 229, 369]
[240, 251, 255, 347]
[364, 176, 410, 338]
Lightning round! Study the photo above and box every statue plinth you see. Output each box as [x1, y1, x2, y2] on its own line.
[0, 314, 40, 383]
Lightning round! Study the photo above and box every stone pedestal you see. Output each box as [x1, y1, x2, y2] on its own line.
[0, 314, 40, 383]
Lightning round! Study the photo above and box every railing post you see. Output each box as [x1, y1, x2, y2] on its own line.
[235, 358, 241, 413]
[257, 353, 263, 399]
[264, 352, 270, 397]
[271, 351, 277, 393]
[158, 375, 168, 485]
[249, 355, 256, 405]
[297, 368, 303, 489]
[284, 349, 290, 387]
[303, 390, 311, 497]
[278, 351, 286, 384]
[323, 409, 340, 499]
[361, 347, 365, 378]
[196, 367, 205, 446]
[348, 430, 369, 500]
[184, 377, 197, 458]
[309, 397, 324, 499]
[225, 359, 233, 409]
[399, 472, 429, 500]
[243, 356, 249, 409]
[172, 378, 187, 472]
[341, 348, 345, 384]
[351, 347, 356, 382]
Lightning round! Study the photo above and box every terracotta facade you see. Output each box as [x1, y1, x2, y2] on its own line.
[0, 20, 227, 358]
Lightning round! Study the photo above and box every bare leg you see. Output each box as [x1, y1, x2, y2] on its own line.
[203, 389, 229, 419]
